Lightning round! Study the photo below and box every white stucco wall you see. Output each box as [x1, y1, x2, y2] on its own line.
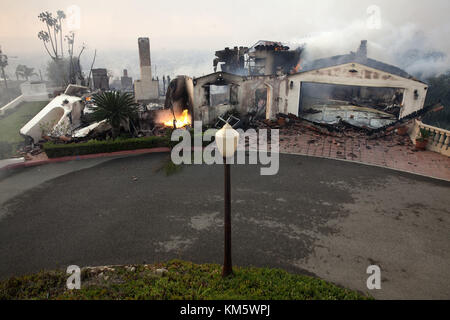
[20, 81, 49, 102]
[191, 63, 427, 125]
[285, 63, 428, 118]
[20, 94, 81, 142]
[0, 95, 24, 116]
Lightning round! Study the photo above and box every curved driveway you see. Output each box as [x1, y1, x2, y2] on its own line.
[0, 153, 449, 299]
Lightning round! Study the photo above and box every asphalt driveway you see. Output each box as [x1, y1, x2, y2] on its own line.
[0, 153, 449, 299]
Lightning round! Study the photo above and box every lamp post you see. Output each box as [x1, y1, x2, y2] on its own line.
[215, 123, 239, 277]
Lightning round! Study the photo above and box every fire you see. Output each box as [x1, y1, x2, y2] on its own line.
[292, 59, 302, 74]
[163, 109, 191, 128]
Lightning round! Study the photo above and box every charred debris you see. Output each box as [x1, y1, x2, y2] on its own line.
[188, 39, 430, 137]
[19, 38, 434, 159]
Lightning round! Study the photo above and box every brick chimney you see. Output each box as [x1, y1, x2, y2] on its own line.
[138, 37, 152, 81]
[357, 40, 368, 58]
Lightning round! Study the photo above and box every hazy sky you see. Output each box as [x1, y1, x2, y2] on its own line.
[1, 0, 449, 77]
[1, 0, 449, 52]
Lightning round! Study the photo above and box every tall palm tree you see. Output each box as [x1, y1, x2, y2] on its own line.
[90, 91, 139, 138]
[56, 10, 66, 58]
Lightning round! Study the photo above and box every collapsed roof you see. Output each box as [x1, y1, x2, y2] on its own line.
[301, 40, 416, 80]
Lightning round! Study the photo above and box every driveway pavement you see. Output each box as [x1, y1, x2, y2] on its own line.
[0, 153, 449, 299]
[279, 130, 450, 181]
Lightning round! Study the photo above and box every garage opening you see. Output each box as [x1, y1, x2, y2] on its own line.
[298, 82, 404, 129]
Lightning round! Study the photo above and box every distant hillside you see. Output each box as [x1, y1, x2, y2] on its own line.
[423, 72, 450, 130]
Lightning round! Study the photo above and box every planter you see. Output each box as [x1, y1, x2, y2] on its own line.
[397, 126, 408, 136]
[415, 139, 428, 150]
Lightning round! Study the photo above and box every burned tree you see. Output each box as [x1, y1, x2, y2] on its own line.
[38, 10, 85, 85]
[164, 76, 194, 126]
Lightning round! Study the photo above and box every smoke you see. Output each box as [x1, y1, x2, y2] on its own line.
[83, 49, 213, 81]
[6, 10, 449, 83]
[288, 19, 449, 80]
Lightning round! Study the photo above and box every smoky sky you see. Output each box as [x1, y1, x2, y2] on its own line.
[1, 0, 449, 78]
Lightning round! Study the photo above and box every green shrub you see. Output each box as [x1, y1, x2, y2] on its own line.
[416, 128, 432, 142]
[0, 260, 371, 300]
[43, 136, 171, 158]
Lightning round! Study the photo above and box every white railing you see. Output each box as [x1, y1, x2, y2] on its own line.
[0, 95, 24, 116]
[409, 120, 450, 157]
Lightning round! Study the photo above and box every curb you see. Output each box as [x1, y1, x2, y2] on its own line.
[0, 157, 25, 170]
[1, 147, 171, 171]
[2, 147, 448, 182]
[281, 151, 450, 183]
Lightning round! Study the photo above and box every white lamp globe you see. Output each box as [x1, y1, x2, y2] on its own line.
[215, 123, 240, 158]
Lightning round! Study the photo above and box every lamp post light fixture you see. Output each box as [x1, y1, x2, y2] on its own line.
[215, 122, 240, 277]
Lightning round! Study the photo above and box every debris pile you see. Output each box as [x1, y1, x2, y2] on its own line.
[254, 112, 416, 145]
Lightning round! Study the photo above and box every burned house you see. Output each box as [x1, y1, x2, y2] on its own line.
[186, 40, 428, 130]
[214, 46, 248, 75]
[192, 72, 278, 124]
[213, 40, 302, 76]
[91, 68, 110, 91]
[247, 40, 302, 76]
[121, 69, 133, 92]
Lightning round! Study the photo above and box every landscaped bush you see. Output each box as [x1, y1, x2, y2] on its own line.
[43, 136, 172, 158]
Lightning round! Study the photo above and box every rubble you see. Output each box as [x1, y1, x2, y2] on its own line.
[248, 111, 417, 155]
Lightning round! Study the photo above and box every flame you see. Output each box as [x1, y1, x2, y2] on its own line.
[163, 109, 191, 128]
[292, 59, 302, 74]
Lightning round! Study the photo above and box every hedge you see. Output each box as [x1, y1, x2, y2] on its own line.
[43, 136, 172, 158]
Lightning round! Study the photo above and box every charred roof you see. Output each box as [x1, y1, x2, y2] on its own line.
[301, 40, 418, 81]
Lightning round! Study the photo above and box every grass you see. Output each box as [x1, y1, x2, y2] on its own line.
[0, 260, 370, 300]
[0, 101, 48, 159]
[154, 155, 183, 176]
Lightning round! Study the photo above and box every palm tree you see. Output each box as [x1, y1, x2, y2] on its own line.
[56, 10, 66, 58]
[90, 91, 139, 138]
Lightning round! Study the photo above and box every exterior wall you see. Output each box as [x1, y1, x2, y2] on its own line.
[121, 69, 133, 91]
[20, 94, 82, 142]
[0, 95, 23, 116]
[192, 72, 286, 124]
[286, 63, 428, 118]
[191, 63, 427, 125]
[92, 69, 110, 90]
[20, 81, 49, 101]
[1, 83, 51, 116]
